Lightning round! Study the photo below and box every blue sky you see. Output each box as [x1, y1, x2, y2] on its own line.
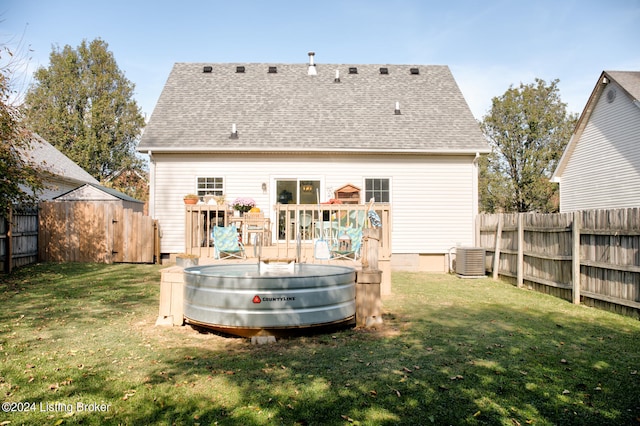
[2, 0, 639, 121]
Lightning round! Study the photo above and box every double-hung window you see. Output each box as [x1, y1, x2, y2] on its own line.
[365, 178, 390, 203]
[197, 177, 224, 197]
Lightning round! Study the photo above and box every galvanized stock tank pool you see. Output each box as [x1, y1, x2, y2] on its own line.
[183, 263, 356, 337]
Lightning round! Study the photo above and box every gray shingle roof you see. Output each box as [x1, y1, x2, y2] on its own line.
[606, 71, 640, 101]
[25, 134, 99, 184]
[138, 62, 489, 154]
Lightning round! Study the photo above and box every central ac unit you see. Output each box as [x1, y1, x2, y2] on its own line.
[455, 247, 486, 277]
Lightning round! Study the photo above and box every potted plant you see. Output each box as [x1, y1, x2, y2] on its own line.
[183, 194, 199, 205]
[231, 197, 256, 215]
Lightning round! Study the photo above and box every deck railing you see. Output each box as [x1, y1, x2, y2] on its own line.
[185, 203, 391, 261]
[272, 203, 392, 260]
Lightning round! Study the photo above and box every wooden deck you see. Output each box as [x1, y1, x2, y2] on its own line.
[185, 243, 363, 269]
[183, 203, 392, 294]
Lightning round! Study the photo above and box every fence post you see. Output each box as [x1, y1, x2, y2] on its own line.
[492, 214, 503, 280]
[517, 213, 524, 288]
[3, 207, 12, 273]
[572, 211, 581, 305]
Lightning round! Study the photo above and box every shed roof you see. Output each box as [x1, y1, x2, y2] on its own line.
[138, 61, 489, 155]
[54, 183, 144, 204]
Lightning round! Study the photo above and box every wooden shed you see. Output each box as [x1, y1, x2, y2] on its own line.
[53, 183, 145, 213]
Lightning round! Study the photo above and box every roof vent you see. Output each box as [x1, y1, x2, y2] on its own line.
[268, 66, 277, 74]
[203, 66, 213, 73]
[410, 67, 420, 75]
[379, 67, 389, 75]
[334, 69, 340, 83]
[308, 52, 317, 76]
[394, 101, 401, 115]
[349, 67, 358, 74]
[230, 123, 238, 139]
[236, 66, 245, 73]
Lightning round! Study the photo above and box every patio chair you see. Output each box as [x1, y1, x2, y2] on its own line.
[213, 225, 246, 259]
[244, 212, 270, 246]
[330, 226, 363, 261]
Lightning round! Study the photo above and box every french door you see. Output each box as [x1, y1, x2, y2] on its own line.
[275, 179, 321, 241]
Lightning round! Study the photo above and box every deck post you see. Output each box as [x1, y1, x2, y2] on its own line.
[356, 227, 382, 327]
[156, 266, 185, 326]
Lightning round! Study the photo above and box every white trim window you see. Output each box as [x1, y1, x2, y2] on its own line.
[365, 178, 390, 203]
[197, 177, 224, 197]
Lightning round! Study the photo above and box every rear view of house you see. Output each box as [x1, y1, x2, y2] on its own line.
[138, 52, 489, 271]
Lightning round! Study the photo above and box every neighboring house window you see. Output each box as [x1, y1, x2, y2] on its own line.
[197, 177, 224, 196]
[365, 178, 390, 203]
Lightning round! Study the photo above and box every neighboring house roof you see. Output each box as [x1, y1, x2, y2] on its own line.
[138, 58, 489, 155]
[552, 70, 640, 181]
[54, 183, 144, 204]
[25, 134, 99, 185]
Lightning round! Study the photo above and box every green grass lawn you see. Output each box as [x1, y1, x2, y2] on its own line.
[1, 263, 639, 425]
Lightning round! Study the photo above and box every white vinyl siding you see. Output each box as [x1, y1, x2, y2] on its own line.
[152, 153, 478, 255]
[559, 82, 640, 212]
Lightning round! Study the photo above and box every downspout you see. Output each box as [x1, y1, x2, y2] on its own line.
[472, 152, 480, 246]
[148, 150, 155, 218]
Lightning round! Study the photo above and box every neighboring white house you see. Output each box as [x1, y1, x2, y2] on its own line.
[138, 53, 490, 271]
[551, 71, 640, 212]
[22, 134, 100, 200]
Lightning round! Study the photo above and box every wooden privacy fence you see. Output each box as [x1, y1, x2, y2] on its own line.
[39, 202, 158, 264]
[477, 208, 640, 317]
[1, 206, 39, 273]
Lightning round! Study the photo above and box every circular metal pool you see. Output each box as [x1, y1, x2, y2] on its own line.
[183, 263, 356, 337]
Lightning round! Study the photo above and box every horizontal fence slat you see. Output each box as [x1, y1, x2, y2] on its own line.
[581, 260, 640, 274]
[581, 291, 640, 310]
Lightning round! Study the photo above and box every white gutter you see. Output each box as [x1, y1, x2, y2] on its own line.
[137, 147, 492, 155]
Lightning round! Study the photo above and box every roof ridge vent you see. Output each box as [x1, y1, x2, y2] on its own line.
[308, 51, 317, 76]
[410, 67, 420, 75]
[268, 66, 277, 74]
[379, 67, 389, 75]
[203, 66, 212, 73]
[349, 67, 358, 74]
[236, 66, 245, 73]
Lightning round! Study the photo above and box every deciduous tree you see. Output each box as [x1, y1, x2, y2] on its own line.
[0, 43, 43, 219]
[23, 38, 145, 188]
[479, 78, 577, 213]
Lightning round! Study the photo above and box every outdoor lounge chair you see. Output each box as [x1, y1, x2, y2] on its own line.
[330, 226, 363, 261]
[213, 225, 246, 259]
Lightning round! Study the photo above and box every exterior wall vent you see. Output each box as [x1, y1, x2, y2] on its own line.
[236, 66, 245, 73]
[203, 66, 213, 73]
[349, 67, 358, 74]
[268, 66, 277, 74]
[410, 67, 420, 75]
[379, 67, 389, 75]
[455, 247, 486, 277]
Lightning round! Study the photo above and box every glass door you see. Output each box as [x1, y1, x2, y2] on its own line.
[275, 179, 320, 241]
